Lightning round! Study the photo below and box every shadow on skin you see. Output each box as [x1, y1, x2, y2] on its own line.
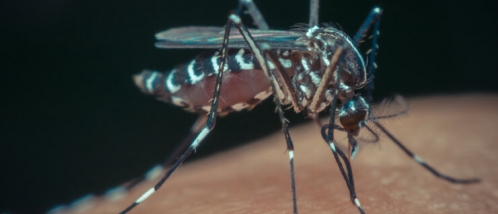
[52, 94, 498, 214]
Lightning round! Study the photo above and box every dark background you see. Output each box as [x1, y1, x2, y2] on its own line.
[1, 0, 496, 213]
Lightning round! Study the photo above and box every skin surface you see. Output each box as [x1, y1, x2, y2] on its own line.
[53, 94, 498, 214]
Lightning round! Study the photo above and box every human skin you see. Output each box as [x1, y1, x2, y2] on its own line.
[54, 94, 498, 214]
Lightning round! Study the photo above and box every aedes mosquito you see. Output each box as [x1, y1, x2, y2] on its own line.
[126, 0, 480, 213]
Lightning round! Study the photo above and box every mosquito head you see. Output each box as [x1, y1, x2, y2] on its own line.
[338, 95, 370, 136]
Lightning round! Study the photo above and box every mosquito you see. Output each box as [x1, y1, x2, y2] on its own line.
[125, 0, 480, 213]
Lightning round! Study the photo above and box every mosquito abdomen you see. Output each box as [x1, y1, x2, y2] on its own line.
[134, 49, 276, 115]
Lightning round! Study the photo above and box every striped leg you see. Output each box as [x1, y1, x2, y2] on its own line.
[372, 120, 481, 184]
[311, 114, 359, 191]
[119, 17, 235, 214]
[228, 14, 300, 214]
[234, 0, 303, 113]
[329, 7, 382, 162]
[352, 7, 382, 103]
[310, 44, 359, 194]
[124, 116, 207, 190]
[320, 124, 357, 193]
[323, 44, 365, 214]
[307, 7, 383, 214]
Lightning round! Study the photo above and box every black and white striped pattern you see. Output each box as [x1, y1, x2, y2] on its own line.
[117, 1, 479, 214]
[138, 48, 294, 113]
[162, 48, 298, 92]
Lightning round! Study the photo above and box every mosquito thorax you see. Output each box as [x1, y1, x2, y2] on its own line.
[299, 26, 367, 87]
[338, 95, 370, 136]
[287, 26, 367, 114]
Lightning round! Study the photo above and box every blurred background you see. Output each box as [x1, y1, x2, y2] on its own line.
[1, 0, 497, 213]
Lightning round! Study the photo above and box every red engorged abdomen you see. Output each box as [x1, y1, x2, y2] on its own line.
[174, 69, 271, 111]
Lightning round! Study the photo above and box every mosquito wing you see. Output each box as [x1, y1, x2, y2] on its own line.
[155, 26, 308, 50]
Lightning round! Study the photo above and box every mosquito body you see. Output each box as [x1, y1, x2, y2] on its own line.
[119, 0, 480, 213]
[135, 26, 365, 117]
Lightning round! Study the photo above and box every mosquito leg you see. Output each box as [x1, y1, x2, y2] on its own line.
[271, 88, 298, 214]
[320, 124, 356, 190]
[365, 18, 380, 103]
[119, 17, 235, 214]
[347, 134, 359, 160]
[229, 14, 299, 213]
[158, 116, 207, 169]
[309, 40, 344, 113]
[263, 47, 303, 112]
[304, 39, 364, 213]
[124, 116, 208, 190]
[232, 7, 303, 113]
[236, 0, 269, 30]
[372, 120, 481, 184]
[352, 7, 382, 49]
[321, 126, 362, 213]
[352, 7, 382, 103]
[161, 116, 208, 166]
[309, 0, 319, 27]
[325, 44, 365, 214]
[308, 44, 359, 198]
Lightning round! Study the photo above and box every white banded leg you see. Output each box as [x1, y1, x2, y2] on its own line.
[294, 34, 363, 211]
[372, 120, 480, 184]
[317, 9, 383, 212]
[319, 124, 357, 195]
[230, 11, 364, 213]
[228, 14, 299, 214]
[319, 44, 365, 214]
[351, 7, 382, 103]
[124, 116, 207, 190]
[119, 17, 235, 214]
